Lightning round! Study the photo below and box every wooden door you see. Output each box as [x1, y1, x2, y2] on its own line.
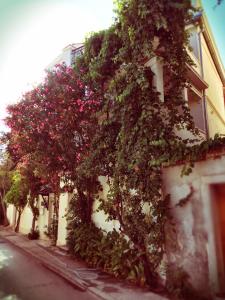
[213, 184, 225, 292]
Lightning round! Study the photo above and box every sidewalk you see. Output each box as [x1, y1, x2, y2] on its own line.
[0, 226, 168, 300]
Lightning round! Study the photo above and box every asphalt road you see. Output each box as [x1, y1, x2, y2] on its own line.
[0, 237, 99, 300]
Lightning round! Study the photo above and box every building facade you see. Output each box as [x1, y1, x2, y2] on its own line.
[152, 7, 225, 140]
[5, 3, 225, 297]
[46, 43, 84, 69]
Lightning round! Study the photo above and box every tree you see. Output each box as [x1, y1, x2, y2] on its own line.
[6, 64, 99, 188]
[5, 171, 28, 232]
[18, 156, 42, 235]
[5, 64, 100, 239]
[0, 158, 12, 226]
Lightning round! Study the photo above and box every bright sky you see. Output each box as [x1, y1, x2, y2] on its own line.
[0, 0, 224, 132]
[0, 0, 114, 130]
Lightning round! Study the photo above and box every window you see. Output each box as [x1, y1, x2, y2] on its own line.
[189, 29, 200, 60]
[188, 87, 206, 132]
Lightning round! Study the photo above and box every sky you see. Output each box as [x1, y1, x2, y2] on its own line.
[0, 0, 114, 130]
[0, 0, 224, 131]
[202, 0, 225, 63]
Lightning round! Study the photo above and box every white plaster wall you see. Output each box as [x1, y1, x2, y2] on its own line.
[162, 155, 225, 296]
[6, 204, 16, 227]
[37, 195, 50, 240]
[92, 176, 120, 232]
[56, 176, 121, 247]
[19, 205, 33, 234]
[57, 192, 72, 246]
[47, 48, 72, 69]
[6, 196, 50, 240]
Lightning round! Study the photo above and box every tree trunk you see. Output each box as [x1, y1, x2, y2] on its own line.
[15, 210, 22, 232]
[77, 188, 94, 224]
[51, 193, 59, 243]
[0, 197, 9, 226]
[3, 202, 9, 226]
[31, 214, 36, 232]
[140, 253, 163, 291]
[0, 199, 4, 224]
[86, 190, 94, 224]
[30, 197, 38, 233]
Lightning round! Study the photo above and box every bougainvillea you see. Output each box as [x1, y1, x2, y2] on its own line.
[5, 64, 101, 240]
[6, 64, 100, 187]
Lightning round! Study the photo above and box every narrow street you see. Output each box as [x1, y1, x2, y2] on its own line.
[0, 237, 99, 300]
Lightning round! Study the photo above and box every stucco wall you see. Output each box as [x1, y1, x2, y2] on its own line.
[6, 203, 16, 227]
[12, 195, 50, 240]
[38, 194, 55, 240]
[19, 205, 33, 234]
[92, 176, 120, 233]
[56, 177, 121, 247]
[57, 192, 73, 246]
[47, 48, 72, 69]
[163, 154, 225, 296]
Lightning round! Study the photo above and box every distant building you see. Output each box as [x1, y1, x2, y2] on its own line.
[46, 43, 84, 69]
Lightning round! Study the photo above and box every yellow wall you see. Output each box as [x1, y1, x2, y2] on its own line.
[201, 34, 225, 136]
[206, 97, 225, 136]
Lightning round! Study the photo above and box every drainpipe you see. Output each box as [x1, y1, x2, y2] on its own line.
[198, 29, 210, 140]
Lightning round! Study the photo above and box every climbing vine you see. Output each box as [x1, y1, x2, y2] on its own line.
[68, 0, 201, 290]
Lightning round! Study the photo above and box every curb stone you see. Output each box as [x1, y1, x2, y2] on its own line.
[0, 227, 168, 300]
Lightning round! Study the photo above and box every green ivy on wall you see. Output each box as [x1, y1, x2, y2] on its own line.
[67, 0, 204, 291]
